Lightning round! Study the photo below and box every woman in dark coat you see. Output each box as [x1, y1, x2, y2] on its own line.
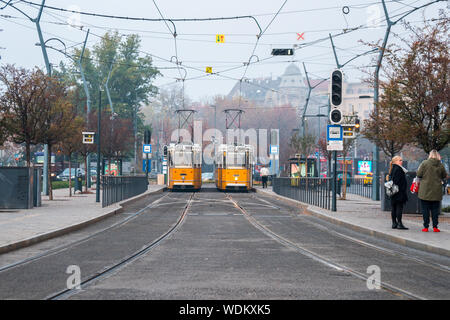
[388, 156, 408, 230]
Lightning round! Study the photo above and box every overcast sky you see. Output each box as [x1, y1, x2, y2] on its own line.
[0, 0, 447, 102]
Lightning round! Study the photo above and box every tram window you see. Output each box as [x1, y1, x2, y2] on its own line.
[174, 151, 193, 167]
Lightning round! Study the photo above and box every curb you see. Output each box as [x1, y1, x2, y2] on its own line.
[255, 188, 450, 258]
[0, 186, 166, 255]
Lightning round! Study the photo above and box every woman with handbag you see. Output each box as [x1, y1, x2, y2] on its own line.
[388, 156, 409, 230]
[417, 150, 448, 232]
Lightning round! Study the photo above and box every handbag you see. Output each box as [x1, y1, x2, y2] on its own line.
[384, 180, 399, 197]
[410, 177, 420, 194]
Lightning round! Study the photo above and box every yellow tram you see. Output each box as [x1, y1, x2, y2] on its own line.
[215, 144, 254, 191]
[166, 142, 202, 190]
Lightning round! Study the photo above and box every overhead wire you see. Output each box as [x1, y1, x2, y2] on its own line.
[1, 0, 444, 101]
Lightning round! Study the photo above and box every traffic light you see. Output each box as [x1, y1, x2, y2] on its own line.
[163, 145, 168, 157]
[329, 69, 343, 125]
[329, 109, 342, 124]
[144, 129, 151, 144]
[271, 48, 294, 56]
[355, 118, 360, 132]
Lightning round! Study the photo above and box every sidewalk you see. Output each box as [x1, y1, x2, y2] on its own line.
[255, 186, 450, 258]
[0, 184, 165, 254]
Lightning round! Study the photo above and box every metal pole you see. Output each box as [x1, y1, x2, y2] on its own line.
[78, 30, 92, 188]
[96, 90, 101, 203]
[34, 0, 50, 196]
[332, 150, 337, 211]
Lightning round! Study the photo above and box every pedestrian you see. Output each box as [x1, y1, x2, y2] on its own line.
[388, 156, 409, 230]
[417, 150, 448, 232]
[260, 166, 269, 188]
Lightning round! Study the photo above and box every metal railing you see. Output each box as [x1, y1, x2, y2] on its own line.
[344, 177, 373, 198]
[273, 177, 332, 210]
[102, 175, 148, 207]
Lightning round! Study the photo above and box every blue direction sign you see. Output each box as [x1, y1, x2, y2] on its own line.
[143, 144, 152, 153]
[327, 125, 343, 141]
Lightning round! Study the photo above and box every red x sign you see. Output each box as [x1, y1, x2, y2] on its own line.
[297, 32, 305, 40]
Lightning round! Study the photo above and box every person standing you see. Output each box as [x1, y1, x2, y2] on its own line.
[417, 150, 448, 232]
[260, 166, 270, 188]
[388, 156, 409, 230]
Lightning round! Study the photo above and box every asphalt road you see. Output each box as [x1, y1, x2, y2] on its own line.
[0, 187, 449, 300]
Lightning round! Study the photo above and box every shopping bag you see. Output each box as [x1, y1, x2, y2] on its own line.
[410, 177, 420, 194]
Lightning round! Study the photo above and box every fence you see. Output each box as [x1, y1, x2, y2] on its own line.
[102, 175, 148, 207]
[272, 177, 332, 210]
[344, 177, 373, 198]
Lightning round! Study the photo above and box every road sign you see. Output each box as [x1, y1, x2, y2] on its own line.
[271, 48, 294, 56]
[327, 140, 343, 151]
[342, 125, 355, 138]
[142, 159, 151, 172]
[82, 132, 95, 144]
[216, 34, 225, 43]
[327, 125, 343, 141]
[206, 66, 212, 73]
[270, 145, 279, 154]
[143, 144, 152, 153]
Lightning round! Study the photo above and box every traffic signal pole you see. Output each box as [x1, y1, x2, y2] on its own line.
[96, 90, 101, 203]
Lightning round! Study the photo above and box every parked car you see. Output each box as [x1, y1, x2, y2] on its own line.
[56, 168, 85, 181]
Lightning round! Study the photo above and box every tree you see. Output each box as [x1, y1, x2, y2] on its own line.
[59, 117, 84, 196]
[0, 115, 7, 147]
[0, 65, 51, 166]
[318, 133, 332, 175]
[362, 78, 410, 158]
[58, 31, 160, 134]
[36, 85, 80, 200]
[365, 15, 449, 154]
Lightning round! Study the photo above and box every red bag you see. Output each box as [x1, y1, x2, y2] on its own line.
[410, 177, 420, 194]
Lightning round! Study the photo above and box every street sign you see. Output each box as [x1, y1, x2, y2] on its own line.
[216, 34, 225, 43]
[142, 159, 151, 172]
[206, 66, 212, 73]
[342, 125, 355, 138]
[327, 125, 343, 141]
[271, 48, 294, 56]
[270, 145, 279, 154]
[143, 144, 152, 153]
[327, 140, 343, 151]
[82, 132, 95, 144]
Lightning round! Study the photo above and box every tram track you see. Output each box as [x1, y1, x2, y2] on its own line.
[0, 192, 172, 273]
[46, 192, 195, 300]
[248, 194, 450, 274]
[226, 193, 429, 300]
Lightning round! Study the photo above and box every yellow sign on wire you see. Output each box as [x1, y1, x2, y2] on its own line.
[216, 34, 225, 43]
[206, 67, 213, 74]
